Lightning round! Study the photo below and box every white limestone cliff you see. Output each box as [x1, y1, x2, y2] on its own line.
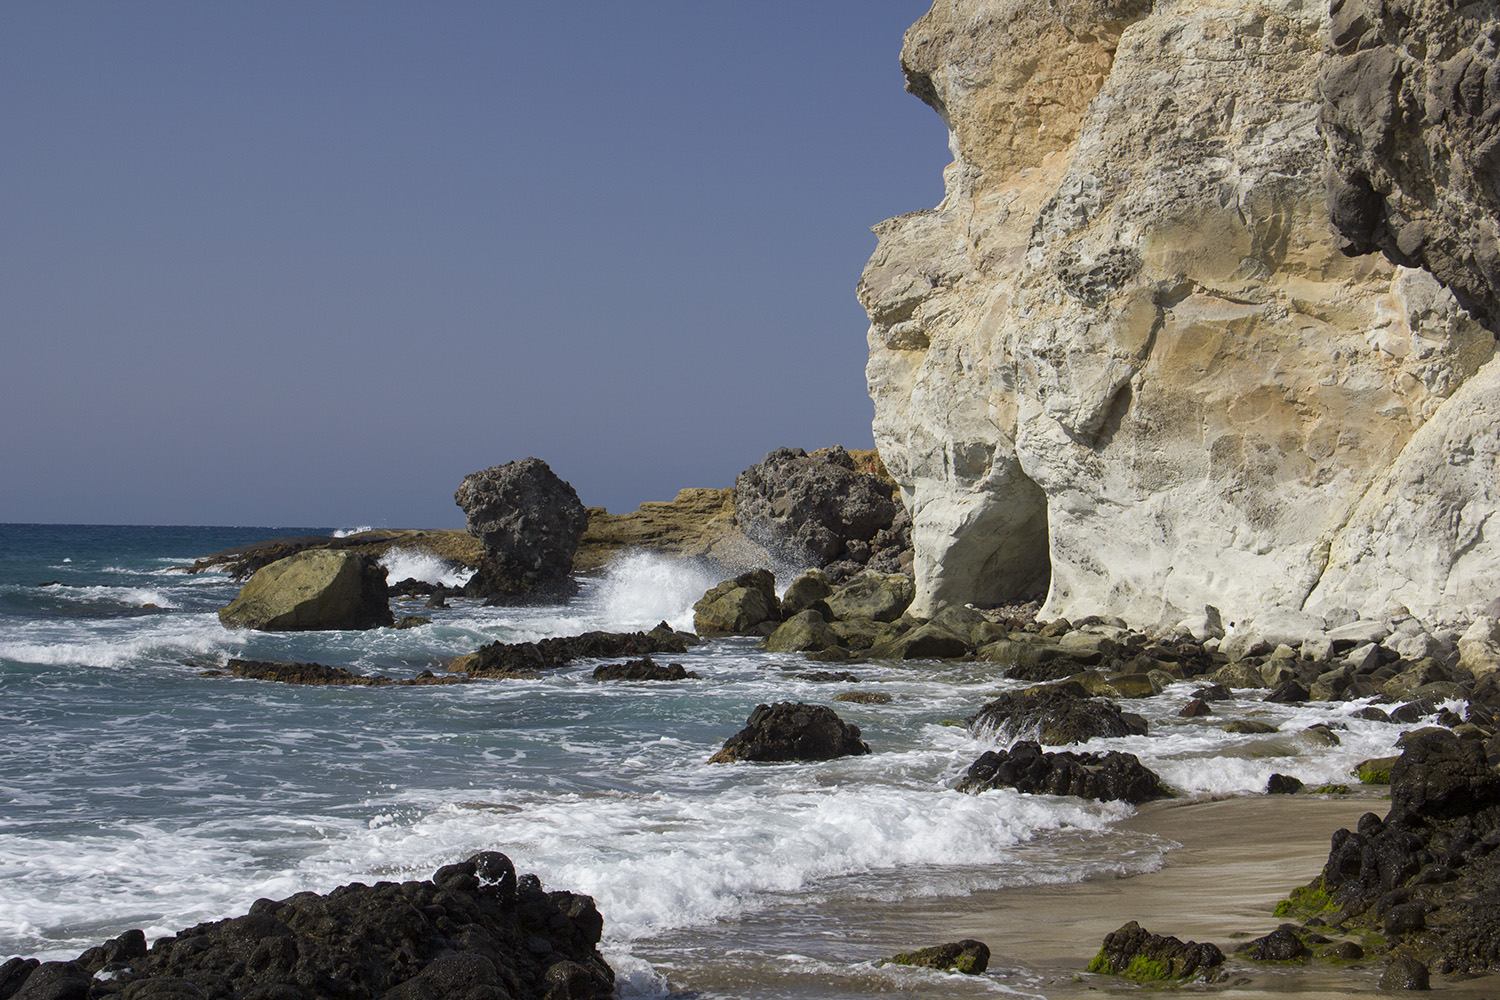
[861, 0, 1500, 625]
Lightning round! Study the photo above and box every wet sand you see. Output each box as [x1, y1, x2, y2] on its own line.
[640, 793, 1500, 997]
[893, 794, 1500, 997]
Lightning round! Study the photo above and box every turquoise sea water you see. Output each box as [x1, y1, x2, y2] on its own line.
[0, 525, 1415, 998]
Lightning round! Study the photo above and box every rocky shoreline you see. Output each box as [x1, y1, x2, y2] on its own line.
[138, 431, 1500, 993]
[150, 524, 1500, 993]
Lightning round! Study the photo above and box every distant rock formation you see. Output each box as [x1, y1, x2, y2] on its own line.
[456, 457, 589, 604]
[573, 447, 913, 581]
[861, 0, 1500, 625]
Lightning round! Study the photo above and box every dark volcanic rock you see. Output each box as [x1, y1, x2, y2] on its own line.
[958, 740, 1167, 804]
[1237, 924, 1309, 961]
[734, 447, 900, 566]
[456, 458, 589, 604]
[885, 940, 990, 975]
[1320, 0, 1500, 326]
[1087, 920, 1224, 981]
[462, 626, 698, 680]
[216, 660, 467, 687]
[1307, 728, 1500, 972]
[591, 656, 700, 681]
[1267, 773, 1305, 795]
[967, 681, 1148, 745]
[1381, 954, 1431, 990]
[6, 853, 611, 1000]
[708, 702, 870, 763]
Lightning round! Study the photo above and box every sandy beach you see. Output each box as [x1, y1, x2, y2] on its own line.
[872, 793, 1500, 997]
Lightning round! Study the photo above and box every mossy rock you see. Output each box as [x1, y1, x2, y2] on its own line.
[886, 940, 989, 975]
[1355, 755, 1399, 784]
[1313, 784, 1352, 795]
[1273, 883, 1337, 921]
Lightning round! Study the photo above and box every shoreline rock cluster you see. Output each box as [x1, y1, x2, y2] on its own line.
[0, 853, 611, 1000]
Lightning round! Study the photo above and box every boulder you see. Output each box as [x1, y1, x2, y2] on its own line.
[967, 681, 1148, 746]
[455, 457, 589, 603]
[823, 572, 915, 623]
[1380, 955, 1431, 990]
[733, 447, 900, 566]
[780, 568, 833, 618]
[8, 853, 612, 1000]
[693, 570, 782, 637]
[1086, 921, 1224, 981]
[884, 940, 990, 975]
[218, 550, 393, 631]
[708, 702, 870, 763]
[868, 620, 972, 660]
[1459, 617, 1500, 679]
[763, 610, 841, 653]
[959, 741, 1167, 804]
[1267, 774, 1304, 795]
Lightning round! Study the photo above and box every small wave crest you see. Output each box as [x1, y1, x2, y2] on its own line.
[592, 552, 724, 631]
[332, 526, 374, 538]
[378, 549, 474, 589]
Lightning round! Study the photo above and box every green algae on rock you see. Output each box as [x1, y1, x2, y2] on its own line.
[885, 939, 990, 975]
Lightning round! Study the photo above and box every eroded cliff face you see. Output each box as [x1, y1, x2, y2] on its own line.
[862, 0, 1500, 625]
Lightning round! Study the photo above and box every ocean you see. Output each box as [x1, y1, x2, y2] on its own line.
[0, 524, 1414, 997]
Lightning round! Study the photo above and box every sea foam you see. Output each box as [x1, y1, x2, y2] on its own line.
[378, 548, 474, 588]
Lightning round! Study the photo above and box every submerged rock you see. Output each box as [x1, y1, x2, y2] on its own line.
[7, 853, 612, 1000]
[456, 457, 589, 604]
[967, 681, 1148, 746]
[214, 660, 466, 687]
[884, 940, 990, 975]
[591, 657, 700, 681]
[218, 550, 393, 631]
[460, 625, 698, 680]
[708, 702, 870, 763]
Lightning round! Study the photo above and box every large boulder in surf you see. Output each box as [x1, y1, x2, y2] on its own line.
[958, 740, 1167, 804]
[708, 702, 870, 763]
[693, 569, 782, 636]
[15, 852, 614, 1000]
[967, 681, 1147, 746]
[218, 549, 393, 631]
[734, 447, 901, 566]
[456, 458, 589, 604]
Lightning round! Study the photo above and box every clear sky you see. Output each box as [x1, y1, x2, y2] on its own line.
[1, 2, 947, 528]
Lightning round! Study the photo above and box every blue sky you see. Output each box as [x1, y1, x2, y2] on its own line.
[1, 2, 947, 527]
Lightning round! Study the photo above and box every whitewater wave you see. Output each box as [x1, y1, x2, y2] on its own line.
[589, 551, 727, 632]
[378, 548, 474, 589]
